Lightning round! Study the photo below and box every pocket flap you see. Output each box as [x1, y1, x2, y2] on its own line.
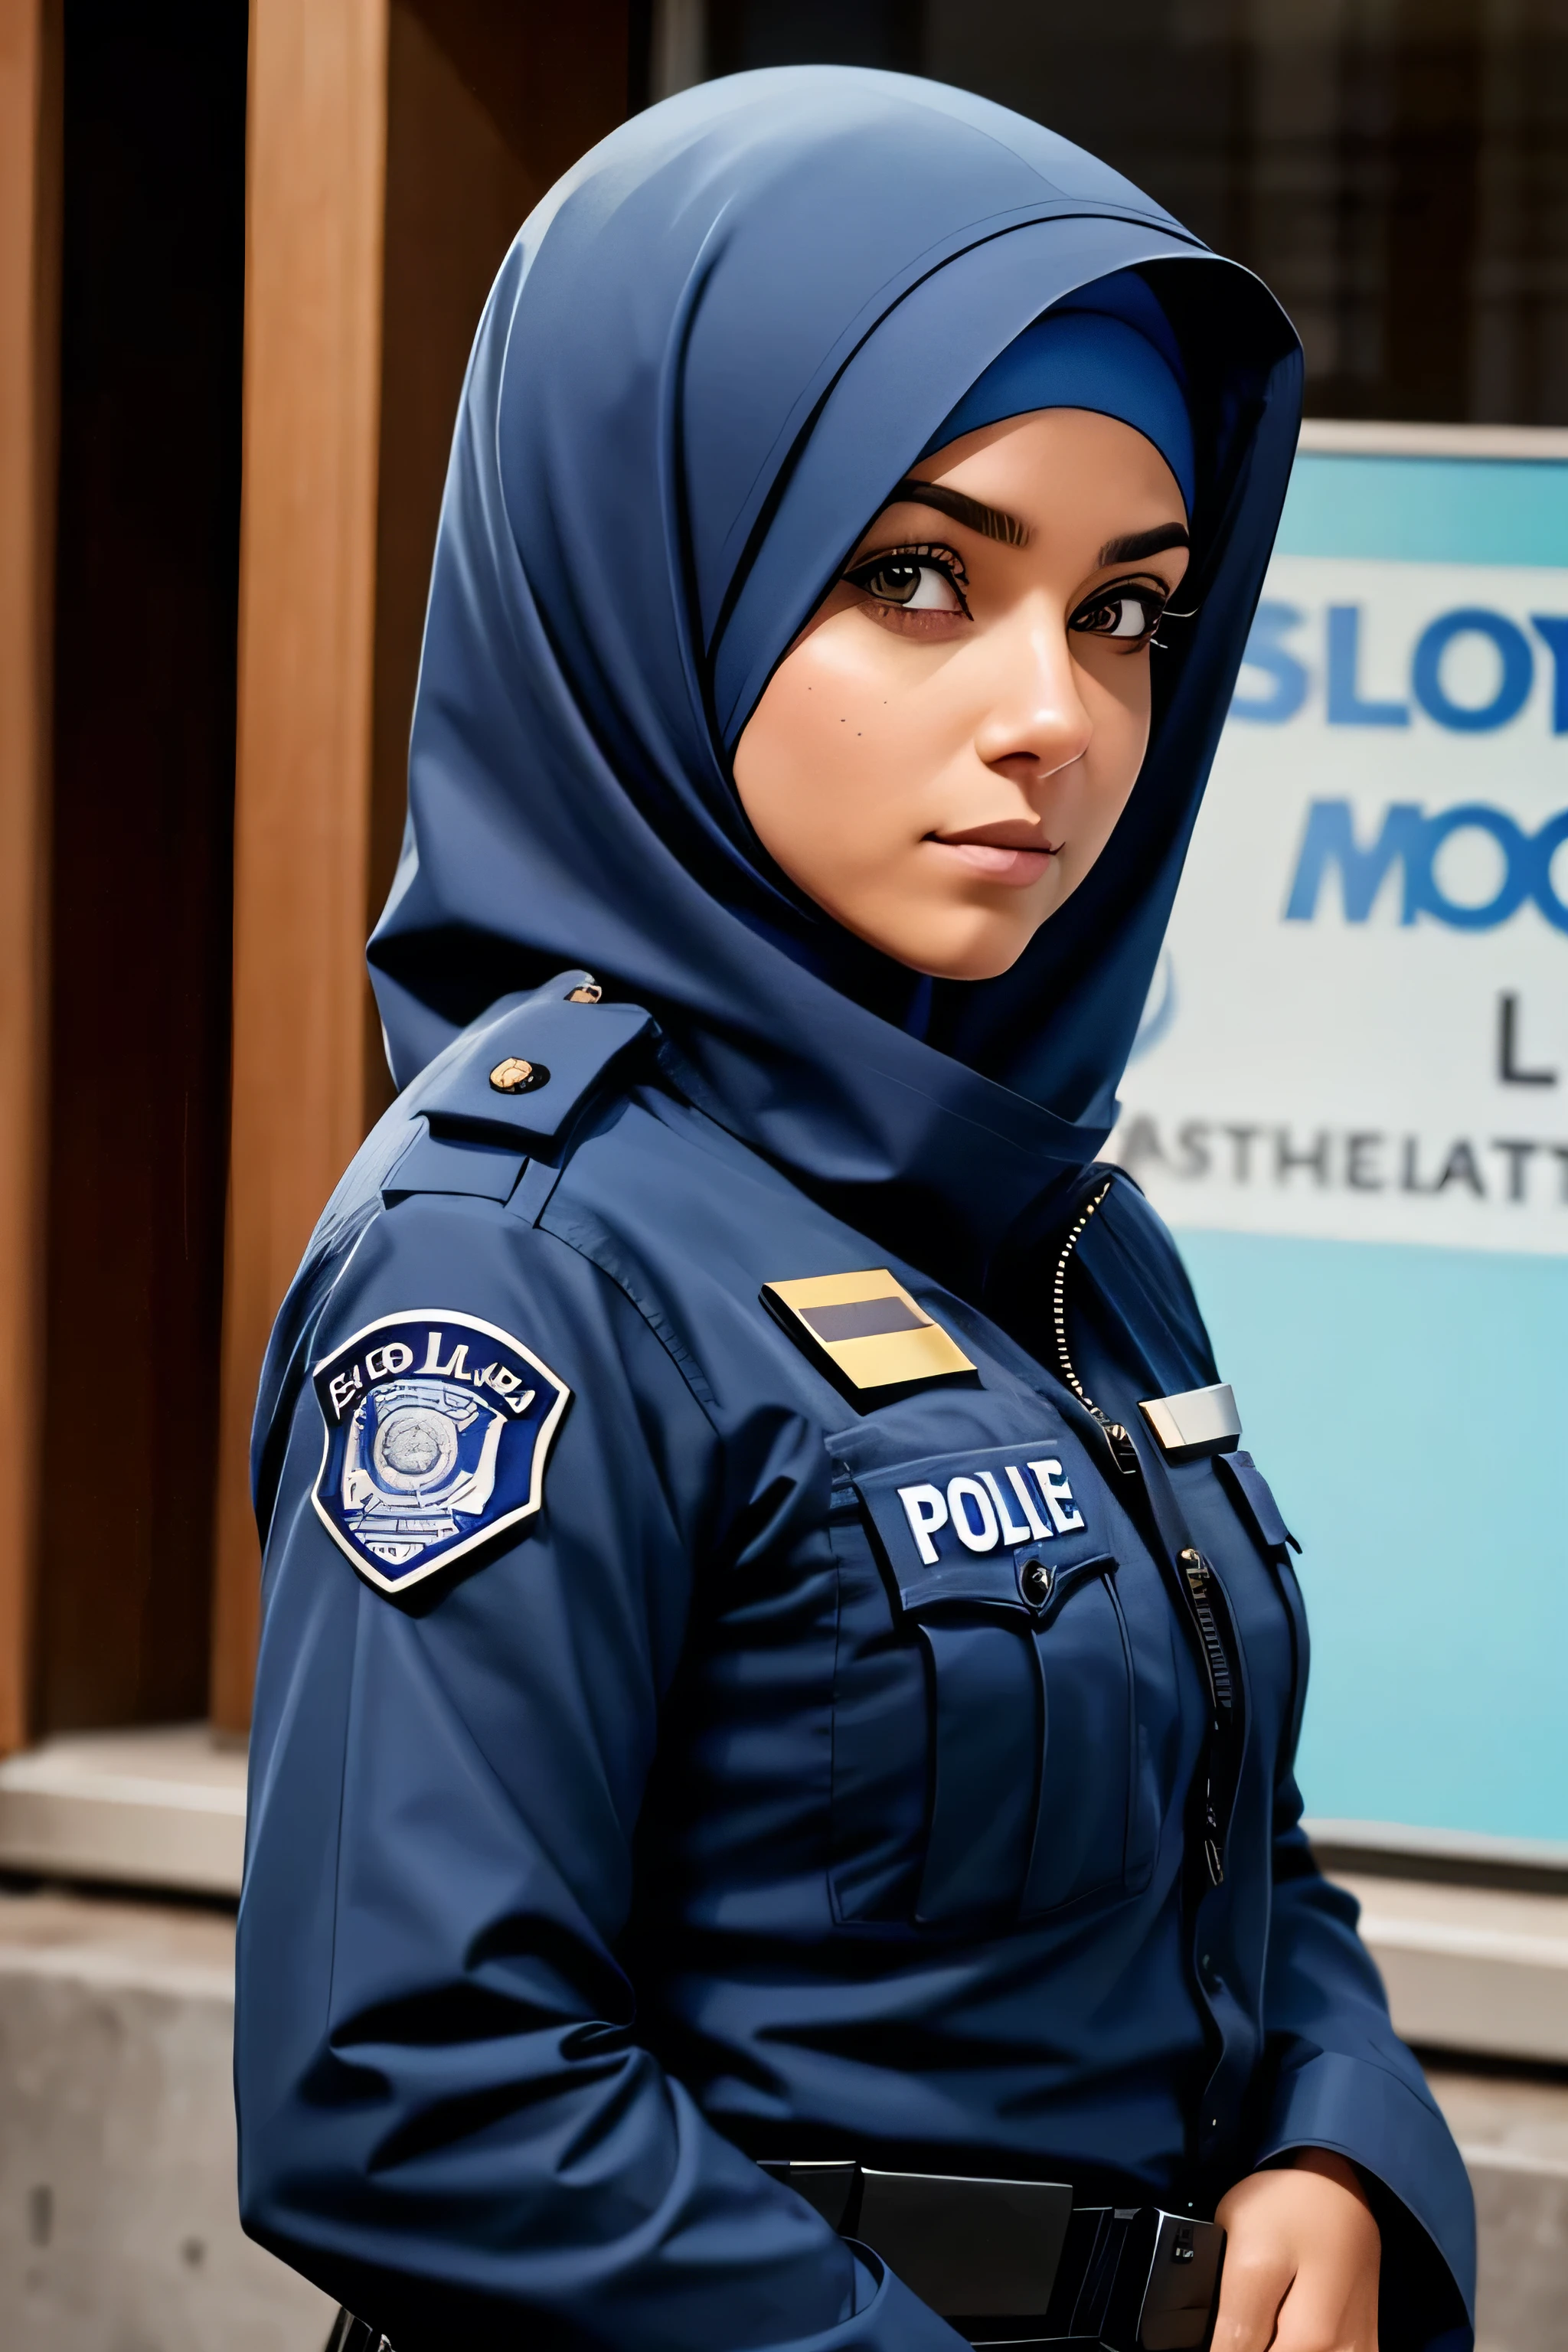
[1215, 1449, 1301, 1556]
[855, 1442, 1115, 1615]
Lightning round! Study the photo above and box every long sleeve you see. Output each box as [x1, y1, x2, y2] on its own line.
[1257, 1772, 1476, 2352]
[235, 1191, 961, 2352]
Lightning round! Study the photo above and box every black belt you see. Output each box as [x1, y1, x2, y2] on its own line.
[761, 2161, 1224, 2350]
[322, 2163, 1225, 2352]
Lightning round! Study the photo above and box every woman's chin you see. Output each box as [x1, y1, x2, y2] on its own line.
[883, 906, 1050, 982]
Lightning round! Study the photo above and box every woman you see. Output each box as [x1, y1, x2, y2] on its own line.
[236, 67, 1474, 2352]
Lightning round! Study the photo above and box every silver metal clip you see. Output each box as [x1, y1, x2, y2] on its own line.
[1136, 1381, 1240, 1462]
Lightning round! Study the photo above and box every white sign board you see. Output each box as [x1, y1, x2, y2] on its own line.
[1116, 553, 1568, 1252]
[1109, 430, 1568, 1851]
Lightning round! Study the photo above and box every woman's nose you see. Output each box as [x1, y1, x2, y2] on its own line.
[971, 603, 1093, 782]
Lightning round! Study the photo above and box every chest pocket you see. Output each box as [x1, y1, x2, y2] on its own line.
[833, 1436, 1158, 1929]
[1214, 1449, 1310, 1765]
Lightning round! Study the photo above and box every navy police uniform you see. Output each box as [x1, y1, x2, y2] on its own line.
[237, 974, 1474, 2352]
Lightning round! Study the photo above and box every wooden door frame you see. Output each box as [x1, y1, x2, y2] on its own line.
[211, 0, 637, 1733]
[0, 0, 61, 1755]
[210, 0, 390, 1732]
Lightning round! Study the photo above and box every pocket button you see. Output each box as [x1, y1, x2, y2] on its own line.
[1017, 1547, 1054, 1610]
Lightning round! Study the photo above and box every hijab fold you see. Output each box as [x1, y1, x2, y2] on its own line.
[919, 273, 1196, 511]
[371, 67, 1302, 1294]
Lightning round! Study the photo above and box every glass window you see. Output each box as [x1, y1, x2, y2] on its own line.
[681, 0, 1568, 424]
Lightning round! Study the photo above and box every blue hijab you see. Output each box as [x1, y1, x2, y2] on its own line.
[919, 273, 1196, 511]
[370, 67, 1302, 1292]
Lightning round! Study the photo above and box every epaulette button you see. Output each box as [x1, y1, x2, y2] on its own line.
[489, 1057, 550, 1095]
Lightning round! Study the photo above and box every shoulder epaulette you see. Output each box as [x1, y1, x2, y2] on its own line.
[382, 971, 654, 1211]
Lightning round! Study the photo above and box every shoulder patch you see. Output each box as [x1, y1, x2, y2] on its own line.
[761, 1269, 976, 1406]
[310, 1310, 570, 1592]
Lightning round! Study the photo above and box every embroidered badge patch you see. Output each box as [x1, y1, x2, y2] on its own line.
[311, 1310, 570, 1592]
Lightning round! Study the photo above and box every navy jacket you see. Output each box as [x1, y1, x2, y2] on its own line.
[237, 975, 1475, 2352]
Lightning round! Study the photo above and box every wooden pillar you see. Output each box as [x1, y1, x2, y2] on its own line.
[211, 0, 634, 1733]
[0, 0, 60, 1755]
[210, 0, 391, 1732]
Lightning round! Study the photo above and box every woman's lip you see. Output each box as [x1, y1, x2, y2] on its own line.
[926, 836, 1058, 887]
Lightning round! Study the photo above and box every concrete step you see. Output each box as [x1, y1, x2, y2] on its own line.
[3, 1734, 1565, 2076]
[1335, 1870, 1568, 2066]
[0, 1726, 246, 1898]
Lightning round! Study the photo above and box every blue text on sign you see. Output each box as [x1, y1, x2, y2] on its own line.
[1285, 800, 1568, 932]
[1233, 602, 1568, 733]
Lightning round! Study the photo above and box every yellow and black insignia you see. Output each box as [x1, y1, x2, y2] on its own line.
[761, 1269, 976, 1406]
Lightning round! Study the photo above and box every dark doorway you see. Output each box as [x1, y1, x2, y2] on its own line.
[39, 0, 247, 1730]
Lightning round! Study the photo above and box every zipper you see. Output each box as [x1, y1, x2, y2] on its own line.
[1179, 1547, 1235, 1886]
[1180, 1550, 1234, 1717]
[1050, 1178, 1141, 1477]
[1050, 1171, 1240, 1888]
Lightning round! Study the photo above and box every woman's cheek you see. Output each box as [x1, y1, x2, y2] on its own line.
[1069, 663, 1151, 812]
[1080, 645, 1153, 760]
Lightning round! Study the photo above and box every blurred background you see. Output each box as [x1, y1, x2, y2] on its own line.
[1, 3, 1565, 2345]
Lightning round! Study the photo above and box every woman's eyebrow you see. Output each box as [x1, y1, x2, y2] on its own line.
[1097, 523, 1190, 566]
[880, 479, 1031, 547]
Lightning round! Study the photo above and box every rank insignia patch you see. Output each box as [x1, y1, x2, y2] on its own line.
[311, 1310, 570, 1592]
[761, 1269, 976, 1406]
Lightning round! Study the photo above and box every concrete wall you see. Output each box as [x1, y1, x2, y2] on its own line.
[1427, 2066, 1568, 2352]
[0, 1889, 331, 2352]
[1, 1884, 1564, 2351]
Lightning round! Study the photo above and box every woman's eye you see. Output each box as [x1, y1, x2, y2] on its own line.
[1073, 588, 1165, 642]
[848, 555, 965, 613]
